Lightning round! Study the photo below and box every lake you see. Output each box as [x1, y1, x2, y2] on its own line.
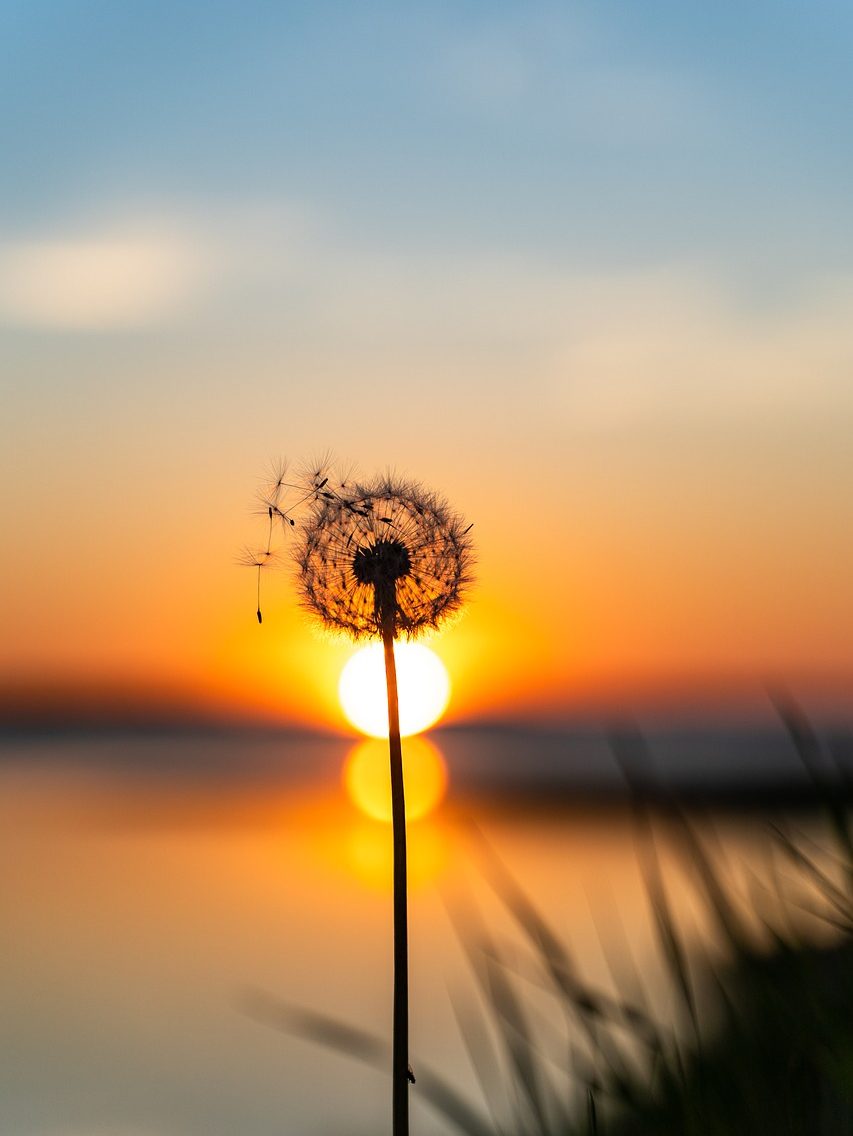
[0, 727, 846, 1135]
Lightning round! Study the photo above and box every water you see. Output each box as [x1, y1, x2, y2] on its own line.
[0, 730, 844, 1135]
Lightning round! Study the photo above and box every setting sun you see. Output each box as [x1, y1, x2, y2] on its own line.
[338, 642, 451, 738]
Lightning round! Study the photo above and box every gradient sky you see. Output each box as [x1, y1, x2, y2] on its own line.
[2, 1, 853, 728]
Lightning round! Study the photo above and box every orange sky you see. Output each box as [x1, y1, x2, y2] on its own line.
[2, 413, 851, 730]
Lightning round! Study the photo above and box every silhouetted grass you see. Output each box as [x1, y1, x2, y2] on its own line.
[246, 705, 853, 1134]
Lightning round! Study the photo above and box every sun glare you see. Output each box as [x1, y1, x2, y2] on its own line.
[343, 737, 448, 823]
[338, 642, 451, 738]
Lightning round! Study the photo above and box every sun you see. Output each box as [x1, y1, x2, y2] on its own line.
[338, 642, 451, 738]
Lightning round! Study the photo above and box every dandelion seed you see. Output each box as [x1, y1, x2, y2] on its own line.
[259, 457, 289, 511]
[237, 547, 279, 624]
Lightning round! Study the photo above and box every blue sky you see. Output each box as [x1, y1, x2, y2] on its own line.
[4, 1, 853, 274]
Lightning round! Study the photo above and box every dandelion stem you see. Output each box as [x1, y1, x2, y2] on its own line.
[382, 623, 409, 1136]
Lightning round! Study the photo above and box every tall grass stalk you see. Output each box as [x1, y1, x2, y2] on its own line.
[247, 709, 853, 1135]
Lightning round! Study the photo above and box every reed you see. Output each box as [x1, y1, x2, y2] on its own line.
[247, 710, 853, 1134]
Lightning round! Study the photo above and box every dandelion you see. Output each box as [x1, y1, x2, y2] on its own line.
[244, 462, 473, 1136]
[296, 472, 472, 1136]
[295, 474, 473, 640]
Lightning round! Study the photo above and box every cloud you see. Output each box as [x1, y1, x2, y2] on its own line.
[5, 199, 850, 443]
[0, 227, 210, 330]
[434, 12, 705, 143]
[256, 228, 853, 434]
[241, 228, 853, 436]
[550, 268, 853, 431]
[0, 199, 319, 332]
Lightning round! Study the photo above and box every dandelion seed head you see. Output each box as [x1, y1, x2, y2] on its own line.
[295, 474, 474, 640]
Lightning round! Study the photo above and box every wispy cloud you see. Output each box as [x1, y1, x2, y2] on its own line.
[434, 11, 706, 143]
[0, 225, 210, 330]
[4, 198, 851, 441]
[0, 201, 315, 332]
[550, 268, 853, 431]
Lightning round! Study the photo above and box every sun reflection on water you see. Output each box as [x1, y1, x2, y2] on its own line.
[343, 815, 451, 891]
[343, 735, 448, 823]
[339, 734, 451, 888]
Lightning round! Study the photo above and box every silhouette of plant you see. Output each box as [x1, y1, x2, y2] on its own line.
[244, 456, 473, 1136]
[246, 712, 853, 1135]
[295, 472, 473, 640]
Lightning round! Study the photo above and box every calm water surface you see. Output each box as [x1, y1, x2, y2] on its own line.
[0, 733, 839, 1136]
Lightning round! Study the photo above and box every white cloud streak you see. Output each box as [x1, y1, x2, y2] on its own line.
[3, 202, 851, 442]
[0, 228, 210, 330]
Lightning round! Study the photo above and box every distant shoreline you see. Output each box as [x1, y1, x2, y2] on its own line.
[1, 720, 849, 811]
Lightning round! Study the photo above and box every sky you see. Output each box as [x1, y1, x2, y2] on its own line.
[2, 1, 853, 730]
